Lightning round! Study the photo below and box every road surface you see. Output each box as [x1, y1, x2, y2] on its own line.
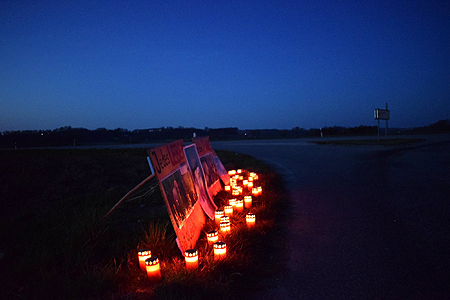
[212, 135, 450, 299]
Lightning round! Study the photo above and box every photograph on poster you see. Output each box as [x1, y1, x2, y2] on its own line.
[214, 154, 230, 185]
[160, 164, 197, 229]
[201, 153, 220, 189]
[184, 144, 217, 219]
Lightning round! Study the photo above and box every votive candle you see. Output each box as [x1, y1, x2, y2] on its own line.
[213, 241, 227, 260]
[138, 248, 152, 271]
[246, 213, 256, 228]
[145, 256, 161, 282]
[184, 249, 198, 270]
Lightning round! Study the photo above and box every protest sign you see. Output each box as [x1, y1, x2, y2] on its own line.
[148, 140, 205, 253]
[193, 137, 223, 196]
[184, 144, 217, 220]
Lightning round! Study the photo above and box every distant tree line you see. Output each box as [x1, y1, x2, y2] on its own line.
[1, 120, 448, 149]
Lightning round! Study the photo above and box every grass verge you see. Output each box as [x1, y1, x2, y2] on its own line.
[0, 148, 287, 299]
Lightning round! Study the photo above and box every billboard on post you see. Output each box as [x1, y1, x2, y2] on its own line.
[374, 108, 390, 120]
[148, 140, 205, 253]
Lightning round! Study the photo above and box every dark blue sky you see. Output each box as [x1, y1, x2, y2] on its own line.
[1, 0, 449, 131]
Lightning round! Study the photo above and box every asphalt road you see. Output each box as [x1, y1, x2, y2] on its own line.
[212, 135, 450, 299]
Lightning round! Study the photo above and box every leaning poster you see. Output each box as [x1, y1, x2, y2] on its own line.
[193, 136, 224, 196]
[184, 143, 217, 220]
[148, 140, 205, 253]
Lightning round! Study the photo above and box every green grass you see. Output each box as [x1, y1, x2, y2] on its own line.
[0, 148, 286, 299]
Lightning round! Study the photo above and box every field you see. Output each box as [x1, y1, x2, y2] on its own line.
[313, 137, 423, 146]
[0, 148, 286, 299]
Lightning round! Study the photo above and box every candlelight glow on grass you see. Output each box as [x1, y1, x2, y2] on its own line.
[0, 149, 285, 299]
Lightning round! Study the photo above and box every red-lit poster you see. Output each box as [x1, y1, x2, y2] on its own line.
[184, 144, 217, 220]
[213, 151, 230, 186]
[148, 140, 205, 253]
[193, 137, 225, 196]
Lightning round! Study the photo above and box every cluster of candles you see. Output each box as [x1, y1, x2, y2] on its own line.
[138, 169, 262, 282]
[137, 248, 161, 282]
[138, 247, 205, 281]
[222, 169, 260, 229]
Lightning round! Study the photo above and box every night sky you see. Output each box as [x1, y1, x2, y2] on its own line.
[1, 0, 449, 132]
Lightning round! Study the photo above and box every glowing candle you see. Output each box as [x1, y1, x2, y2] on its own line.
[220, 215, 230, 223]
[246, 213, 256, 228]
[228, 198, 236, 207]
[220, 221, 231, 235]
[228, 170, 236, 175]
[215, 210, 224, 225]
[249, 172, 258, 180]
[145, 256, 161, 282]
[257, 186, 262, 195]
[207, 230, 219, 244]
[224, 205, 233, 216]
[248, 176, 254, 182]
[243, 179, 248, 186]
[232, 189, 240, 196]
[213, 241, 227, 260]
[184, 249, 199, 270]
[252, 187, 259, 195]
[235, 199, 244, 212]
[138, 248, 152, 271]
[237, 169, 242, 174]
[244, 196, 252, 208]
[247, 181, 254, 191]
[224, 185, 231, 192]
[230, 178, 237, 186]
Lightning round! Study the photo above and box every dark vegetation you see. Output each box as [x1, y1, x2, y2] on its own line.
[0, 148, 287, 299]
[2, 119, 449, 149]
